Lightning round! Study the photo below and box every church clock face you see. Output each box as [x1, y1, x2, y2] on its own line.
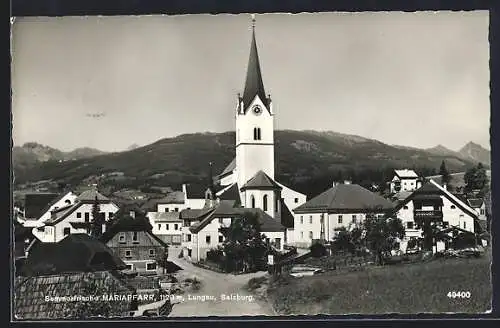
[252, 105, 262, 115]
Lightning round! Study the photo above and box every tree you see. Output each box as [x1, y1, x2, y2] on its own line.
[362, 214, 405, 265]
[90, 196, 105, 238]
[464, 163, 488, 195]
[439, 160, 452, 186]
[156, 250, 169, 274]
[331, 227, 363, 254]
[219, 211, 268, 273]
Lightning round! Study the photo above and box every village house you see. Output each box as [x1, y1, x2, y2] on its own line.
[19, 191, 78, 228]
[15, 233, 138, 319]
[180, 200, 286, 262]
[31, 189, 119, 243]
[392, 179, 480, 253]
[155, 184, 207, 213]
[99, 206, 169, 275]
[292, 181, 394, 249]
[389, 169, 420, 193]
[148, 211, 183, 245]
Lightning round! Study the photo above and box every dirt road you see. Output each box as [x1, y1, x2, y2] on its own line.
[168, 247, 275, 317]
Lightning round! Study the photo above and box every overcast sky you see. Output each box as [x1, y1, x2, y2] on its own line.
[12, 12, 490, 152]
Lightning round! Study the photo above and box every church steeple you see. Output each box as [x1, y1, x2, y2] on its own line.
[241, 14, 268, 112]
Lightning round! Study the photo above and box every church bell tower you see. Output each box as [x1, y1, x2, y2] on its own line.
[235, 15, 275, 189]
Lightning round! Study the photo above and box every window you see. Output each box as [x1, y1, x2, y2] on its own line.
[463, 221, 467, 229]
[218, 218, 223, 224]
[149, 249, 156, 257]
[251, 195, 255, 208]
[300, 231, 304, 239]
[352, 215, 357, 223]
[300, 216, 303, 224]
[166, 224, 169, 230]
[407, 222, 414, 229]
[294, 198, 299, 203]
[187, 234, 192, 242]
[275, 238, 281, 249]
[174, 208, 179, 212]
[125, 264, 133, 271]
[119, 233, 126, 243]
[165, 208, 169, 212]
[188, 249, 192, 257]
[253, 127, 262, 140]
[206, 235, 211, 244]
[146, 262, 157, 271]
[125, 250, 132, 258]
[158, 224, 161, 230]
[309, 231, 313, 239]
[459, 214, 464, 218]
[132, 232, 138, 243]
[219, 235, 223, 243]
[338, 215, 343, 224]
[403, 206, 409, 210]
[257, 128, 261, 140]
[84, 212, 90, 220]
[63, 227, 70, 235]
[76, 212, 82, 218]
[309, 215, 313, 224]
[174, 224, 178, 230]
[263, 195, 268, 211]
[451, 205, 456, 209]
[480, 209, 485, 215]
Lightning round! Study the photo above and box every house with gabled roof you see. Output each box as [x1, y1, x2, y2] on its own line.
[148, 211, 183, 245]
[20, 191, 78, 228]
[389, 169, 420, 193]
[392, 179, 480, 253]
[31, 188, 119, 243]
[99, 206, 169, 275]
[155, 184, 207, 214]
[293, 181, 394, 249]
[179, 200, 286, 262]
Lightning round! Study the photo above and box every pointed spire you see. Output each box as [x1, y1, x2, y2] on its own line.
[207, 161, 216, 200]
[242, 14, 268, 112]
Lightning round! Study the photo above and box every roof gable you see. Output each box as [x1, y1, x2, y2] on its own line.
[395, 169, 418, 179]
[240, 171, 281, 191]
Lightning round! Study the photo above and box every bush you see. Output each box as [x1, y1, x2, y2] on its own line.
[247, 276, 267, 291]
[310, 243, 327, 258]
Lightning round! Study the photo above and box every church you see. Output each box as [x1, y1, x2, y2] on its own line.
[212, 17, 307, 239]
[177, 17, 308, 261]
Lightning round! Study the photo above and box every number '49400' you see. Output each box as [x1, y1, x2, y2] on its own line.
[447, 291, 471, 299]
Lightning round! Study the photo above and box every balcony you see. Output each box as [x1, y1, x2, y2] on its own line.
[414, 209, 443, 220]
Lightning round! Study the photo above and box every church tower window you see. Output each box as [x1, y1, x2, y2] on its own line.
[251, 195, 256, 208]
[263, 195, 268, 211]
[253, 128, 261, 141]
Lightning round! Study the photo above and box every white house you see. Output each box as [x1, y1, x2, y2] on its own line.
[390, 169, 420, 193]
[292, 181, 394, 249]
[148, 211, 183, 245]
[209, 18, 306, 245]
[180, 200, 286, 262]
[156, 184, 206, 213]
[32, 189, 120, 243]
[393, 179, 479, 253]
[21, 191, 78, 228]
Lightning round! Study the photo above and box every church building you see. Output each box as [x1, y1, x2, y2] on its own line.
[212, 16, 307, 245]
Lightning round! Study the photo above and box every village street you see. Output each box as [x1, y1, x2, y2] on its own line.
[167, 247, 275, 317]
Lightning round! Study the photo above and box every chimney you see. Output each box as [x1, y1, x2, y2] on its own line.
[182, 184, 188, 200]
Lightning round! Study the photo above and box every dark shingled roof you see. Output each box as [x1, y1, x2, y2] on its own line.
[241, 25, 270, 112]
[467, 198, 484, 208]
[158, 191, 185, 204]
[14, 271, 136, 319]
[185, 183, 208, 199]
[276, 199, 295, 229]
[180, 207, 216, 220]
[21, 234, 127, 276]
[218, 158, 236, 178]
[294, 184, 394, 214]
[217, 183, 241, 202]
[240, 171, 281, 191]
[24, 193, 59, 219]
[190, 202, 285, 233]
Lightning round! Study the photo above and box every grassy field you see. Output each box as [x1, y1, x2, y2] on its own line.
[262, 252, 492, 315]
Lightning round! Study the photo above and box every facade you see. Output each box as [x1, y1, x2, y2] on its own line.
[393, 179, 479, 252]
[32, 189, 119, 243]
[100, 207, 169, 275]
[390, 169, 420, 193]
[148, 211, 183, 245]
[292, 182, 394, 249]
[210, 18, 306, 243]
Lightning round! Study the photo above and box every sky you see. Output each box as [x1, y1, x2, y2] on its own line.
[11, 12, 490, 152]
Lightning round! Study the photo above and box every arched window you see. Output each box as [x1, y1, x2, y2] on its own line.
[263, 195, 268, 211]
[251, 195, 255, 208]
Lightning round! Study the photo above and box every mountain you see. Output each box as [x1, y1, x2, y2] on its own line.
[425, 144, 462, 158]
[13, 131, 482, 197]
[458, 142, 491, 165]
[12, 142, 107, 171]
